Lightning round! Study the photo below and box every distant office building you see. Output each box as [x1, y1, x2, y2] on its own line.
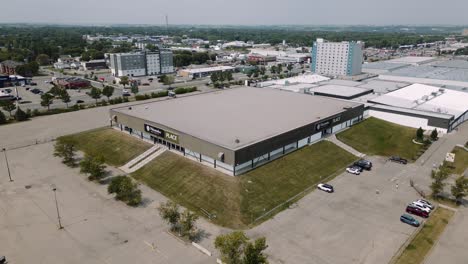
[82, 59, 107, 71]
[311, 38, 364, 76]
[109, 49, 174, 77]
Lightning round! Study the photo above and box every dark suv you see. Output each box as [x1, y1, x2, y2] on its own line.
[406, 205, 429, 218]
[354, 159, 372, 170]
[389, 156, 408, 164]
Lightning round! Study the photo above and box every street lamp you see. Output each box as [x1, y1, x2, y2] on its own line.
[2, 148, 13, 182]
[52, 185, 64, 230]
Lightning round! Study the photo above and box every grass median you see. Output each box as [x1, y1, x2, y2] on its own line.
[58, 127, 152, 167]
[394, 207, 455, 264]
[336, 117, 423, 161]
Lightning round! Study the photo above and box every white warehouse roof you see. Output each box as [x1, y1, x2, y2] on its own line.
[180, 66, 235, 74]
[369, 83, 468, 118]
[261, 74, 329, 87]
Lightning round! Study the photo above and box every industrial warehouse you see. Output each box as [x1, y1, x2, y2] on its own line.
[110, 88, 364, 175]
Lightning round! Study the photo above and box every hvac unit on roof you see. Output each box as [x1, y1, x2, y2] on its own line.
[438, 88, 445, 93]
[422, 95, 429, 101]
[431, 92, 438, 96]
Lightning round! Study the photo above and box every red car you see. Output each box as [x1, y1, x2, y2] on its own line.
[406, 205, 429, 218]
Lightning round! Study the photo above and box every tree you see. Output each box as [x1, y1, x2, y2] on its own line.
[277, 64, 283, 73]
[88, 87, 102, 104]
[416, 127, 424, 141]
[119, 76, 129, 88]
[179, 210, 199, 239]
[131, 85, 139, 95]
[158, 201, 181, 232]
[0, 110, 7, 124]
[210, 72, 219, 83]
[243, 237, 269, 264]
[215, 231, 249, 264]
[59, 89, 71, 108]
[102, 85, 114, 100]
[40, 93, 54, 111]
[219, 72, 226, 83]
[226, 71, 234, 82]
[287, 64, 293, 72]
[36, 54, 50, 66]
[80, 154, 106, 181]
[451, 176, 468, 204]
[108, 176, 142, 206]
[15, 107, 28, 121]
[54, 139, 76, 166]
[163, 75, 175, 86]
[0, 100, 16, 117]
[430, 129, 438, 141]
[270, 65, 277, 74]
[430, 165, 450, 198]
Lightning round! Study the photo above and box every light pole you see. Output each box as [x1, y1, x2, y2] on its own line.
[2, 148, 13, 182]
[52, 185, 64, 229]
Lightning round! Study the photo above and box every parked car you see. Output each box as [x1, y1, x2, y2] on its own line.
[0, 256, 5, 264]
[2, 88, 12, 93]
[411, 201, 432, 212]
[406, 205, 429, 218]
[30, 88, 42, 94]
[317, 183, 334, 193]
[400, 214, 420, 227]
[122, 89, 131, 96]
[142, 83, 150, 86]
[76, 100, 84, 104]
[30, 82, 37, 86]
[354, 159, 372, 170]
[415, 199, 434, 210]
[389, 156, 408, 164]
[346, 166, 361, 175]
[148, 78, 154, 81]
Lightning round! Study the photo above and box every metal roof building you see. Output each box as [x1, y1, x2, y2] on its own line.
[110, 88, 364, 175]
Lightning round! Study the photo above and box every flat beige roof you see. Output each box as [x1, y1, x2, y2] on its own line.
[112, 87, 362, 150]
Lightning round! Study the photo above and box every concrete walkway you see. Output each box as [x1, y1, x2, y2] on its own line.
[119, 145, 167, 173]
[326, 134, 366, 158]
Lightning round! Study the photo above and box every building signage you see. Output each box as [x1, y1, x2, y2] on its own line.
[315, 116, 341, 130]
[144, 124, 179, 144]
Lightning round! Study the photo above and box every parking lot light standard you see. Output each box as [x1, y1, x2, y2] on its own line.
[52, 186, 64, 230]
[2, 148, 13, 182]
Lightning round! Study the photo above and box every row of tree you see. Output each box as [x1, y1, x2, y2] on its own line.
[430, 162, 468, 204]
[210, 71, 233, 83]
[54, 139, 142, 206]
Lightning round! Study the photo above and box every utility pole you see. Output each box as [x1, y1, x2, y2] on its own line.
[165, 14, 169, 34]
[2, 148, 13, 182]
[52, 185, 64, 229]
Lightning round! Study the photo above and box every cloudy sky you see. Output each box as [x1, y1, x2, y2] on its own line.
[2, 0, 468, 25]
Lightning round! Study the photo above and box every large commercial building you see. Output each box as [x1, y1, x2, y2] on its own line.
[110, 88, 364, 175]
[178, 66, 235, 79]
[109, 50, 174, 77]
[311, 38, 364, 76]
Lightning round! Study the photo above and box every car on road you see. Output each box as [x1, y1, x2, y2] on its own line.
[415, 199, 434, 210]
[400, 214, 420, 227]
[406, 205, 429, 218]
[2, 88, 12, 93]
[76, 100, 84, 104]
[389, 156, 408, 164]
[346, 166, 361, 175]
[354, 159, 372, 170]
[142, 83, 150, 86]
[317, 183, 334, 193]
[30, 82, 37, 86]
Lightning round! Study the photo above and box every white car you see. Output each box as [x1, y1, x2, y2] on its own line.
[416, 199, 434, 209]
[346, 166, 361, 175]
[410, 202, 431, 212]
[317, 183, 334, 193]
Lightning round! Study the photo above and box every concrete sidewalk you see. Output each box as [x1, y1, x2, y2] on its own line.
[119, 145, 167, 173]
[325, 134, 366, 158]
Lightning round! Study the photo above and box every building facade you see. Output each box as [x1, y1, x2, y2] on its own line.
[0, 60, 24, 75]
[311, 38, 364, 76]
[109, 49, 174, 77]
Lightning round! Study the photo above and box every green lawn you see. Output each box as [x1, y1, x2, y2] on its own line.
[132, 141, 357, 228]
[447, 147, 468, 175]
[394, 207, 454, 264]
[58, 128, 152, 166]
[336, 117, 423, 161]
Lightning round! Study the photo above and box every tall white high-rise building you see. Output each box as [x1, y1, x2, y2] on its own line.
[311, 38, 364, 76]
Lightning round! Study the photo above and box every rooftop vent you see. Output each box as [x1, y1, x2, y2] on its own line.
[235, 139, 240, 144]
